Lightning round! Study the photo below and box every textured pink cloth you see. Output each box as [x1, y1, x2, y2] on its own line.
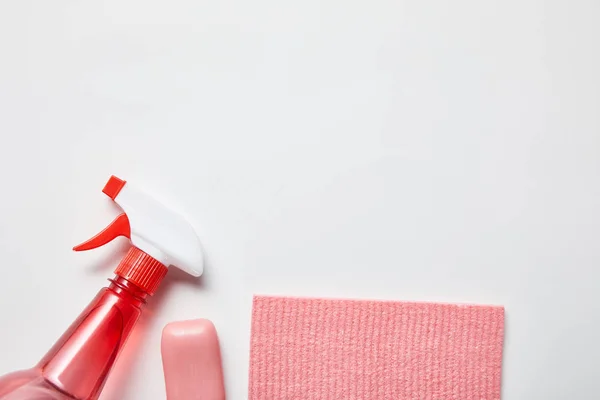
[249, 296, 504, 400]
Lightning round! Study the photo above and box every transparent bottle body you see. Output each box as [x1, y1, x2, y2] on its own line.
[0, 278, 146, 400]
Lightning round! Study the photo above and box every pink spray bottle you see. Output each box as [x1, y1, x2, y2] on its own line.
[0, 176, 204, 400]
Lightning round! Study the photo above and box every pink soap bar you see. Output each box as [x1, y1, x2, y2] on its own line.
[249, 296, 504, 400]
[162, 319, 226, 400]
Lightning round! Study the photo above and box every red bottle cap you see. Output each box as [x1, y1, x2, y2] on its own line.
[115, 247, 168, 295]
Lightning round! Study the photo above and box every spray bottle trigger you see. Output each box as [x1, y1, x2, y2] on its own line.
[73, 213, 131, 252]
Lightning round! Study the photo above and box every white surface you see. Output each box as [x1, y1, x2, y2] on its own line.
[0, 1, 599, 399]
[112, 180, 204, 276]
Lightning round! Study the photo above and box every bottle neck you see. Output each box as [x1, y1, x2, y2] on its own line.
[108, 276, 149, 308]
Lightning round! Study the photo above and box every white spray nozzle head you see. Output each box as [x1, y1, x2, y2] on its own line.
[74, 176, 204, 277]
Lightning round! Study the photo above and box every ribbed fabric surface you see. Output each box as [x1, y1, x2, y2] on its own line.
[249, 296, 504, 400]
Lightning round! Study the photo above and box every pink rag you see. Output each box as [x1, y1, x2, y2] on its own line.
[249, 296, 504, 400]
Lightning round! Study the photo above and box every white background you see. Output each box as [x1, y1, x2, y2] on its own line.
[0, 1, 599, 399]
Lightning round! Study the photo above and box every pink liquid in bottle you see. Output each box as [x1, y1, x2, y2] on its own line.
[0, 249, 164, 400]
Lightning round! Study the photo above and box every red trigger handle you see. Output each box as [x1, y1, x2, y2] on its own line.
[73, 213, 131, 252]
